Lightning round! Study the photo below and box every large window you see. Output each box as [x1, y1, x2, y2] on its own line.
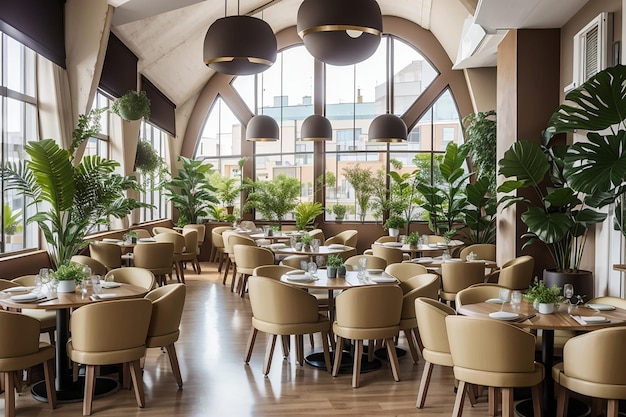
[1, 33, 38, 254]
[138, 122, 169, 222]
[84, 90, 110, 158]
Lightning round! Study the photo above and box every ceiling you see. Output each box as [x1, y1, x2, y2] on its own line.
[109, 0, 589, 111]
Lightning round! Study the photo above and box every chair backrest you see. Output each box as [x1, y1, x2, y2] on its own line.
[145, 284, 186, 344]
[335, 285, 403, 328]
[399, 273, 440, 294]
[587, 296, 626, 310]
[105, 267, 156, 290]
[131, 229, 152, 239]
[374, 235, 397, 244]
[372, 245, 404, 265]
[455, 283, 508, 309]
[181, 229, 199, 254]
[233, 245, 275, 272]
[562, 327, 626, 384]
[133, 242, 174, 270]
[446, 315, 536, 373]
[226, 234, 257, 260]
[70, 298, 152, 352]
[89, 242, 122, 270]
[154, 232, 185, 255]
[385, 263, 429, 283]
[153, 226, 176, 235]
[415, 297, 456, 357]
[426, 235, 445, 244]
[344, 255, 387, 271]
[0, 279, 19, 291]
[327, 230, 358, 247]
[10, 274, 39, 286]
[0, 310, 41, 358]
[239, 220, 257, 231]
[497, 255, 534, 290]
[71, 255, 108, 276]
[248, 276, 319, 324]
[459, 244, 496, 261]
[280, 255, 310, 269]
[252, 265, 297, 280]
[183, 224, 206, 243]
[401, 274, 440, 319]
[440, 262, 486, 295]
[308, 229, 325, 243]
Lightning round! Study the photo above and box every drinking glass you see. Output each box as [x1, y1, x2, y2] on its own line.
[81, 277, 90, 299]
[315, 255, 325, 268]
[49, 277, 58, 296]
[499, 288, 511, 312]
[563, 283, 574, 300]
[91, 275, 102, 294]
[307, 261, 317, 275]
[39, 268, 50, 293]
[510, 290, 522, 308]
[300, 260, 308, 271]
[105, 274, 115, 283]
[311, 239, 320, 252]
[290, 235, 298, 248]
[33, 274, 43, 295]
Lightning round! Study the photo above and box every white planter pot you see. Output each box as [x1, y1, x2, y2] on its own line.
[57, 280, 76, 293]
[388, 228, 400, 237]
[538, 303, 555, 314]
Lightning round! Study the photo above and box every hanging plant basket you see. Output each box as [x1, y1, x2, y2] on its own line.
[111, 90, 151, 121]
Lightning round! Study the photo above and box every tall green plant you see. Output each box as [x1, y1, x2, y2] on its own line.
[294, 201, 324, 230]
[462, 110, 497, 193]
[462, 176, 496, 243]
[0, 110, 146, 268]
[163, 156, 218, 224]
[343, 164, 374, 223]
[242, 174, 301, 228]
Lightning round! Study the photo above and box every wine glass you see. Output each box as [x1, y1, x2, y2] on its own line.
[315, 255, 325, 268]
[563, 283, 574, 300]
[498, 288, 511, 312]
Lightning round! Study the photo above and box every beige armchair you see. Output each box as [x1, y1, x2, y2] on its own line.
[152, 226, 176, 235]
[280, 255, 310, 269]
[154, 232, 186, 283]
[104, 267, 156, 290]
[384, 263, 429, 287]
[145, 283, 186, 388]
[363, 236, 397, 255]
[223, 232, 256, 289]
[552, 327, 626, 417]
[332, 285, 403, 388]
[252, 264, 297, 280]
[133, 242, 174, 286]
[324, 229, 358, 247]
[183, 223, 206, 245]
[439, 262, 486, 307]
[307, 228, 325, 243]
[71, 255, 108, 276]
[89, 242, 122, 271]
[211, 226, 232, 269]
[344, 255, 387, 271]
[459, 244, 496, 261]
[180, 229, 201, 274]
[8, 276, 56, 344]
[245, 277, 332, 375]
[446, 316, 544, 417]
[67, 298, 152, 415]
[232, 245, 275, 297]
[489, 255, 534, 290]
[131, 228, 152, 239]
[0, 310, 57, 416]
[372, 244, 404, 265]
[455, 283, 508, 310]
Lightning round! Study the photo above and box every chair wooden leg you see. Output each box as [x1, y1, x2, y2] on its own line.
[245, 328, 258, 364]
[332, 337, 344, 377]
[296, 335, 304, 366]
[222, 258, 231, 284]
[488, 386, 498, 416]
[352, 340, 363, 388]
[321, 331, 332, 373]
[501, 387, 514, 417]
[165, 343, 183, 389]
[281, 335, 290, 358]
[467, 384, 478, 406]
[403, 329, 419, 364]
[367, 339, 375, 363]
[385, 337, 401, 382]
[121, 363, 131, 390]
[608, 399, 620, 417]
[263, 335, 277, 376]
[416, 361, 434, 408]
[531, 384, 543, 417]
[452, 380, 468, 417]
[309, 333, 315, 348]
[43, 358, 57, 410]
[177, 261, 185, 284]
[129, 359, 145, 408]
[230, 264, 238, 291]
[84, 364, 97, 416]
[239, 274, 249, 297]
[194, 258, 202, 274]
[4, 371, 15, 417]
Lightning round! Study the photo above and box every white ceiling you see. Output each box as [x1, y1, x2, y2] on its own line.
[109, 0, 589, 110]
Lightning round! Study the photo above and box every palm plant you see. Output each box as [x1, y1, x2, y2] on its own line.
[242, 174, 301, 228]
[294, 201, 324, 230]
[0, 110, 146, 268]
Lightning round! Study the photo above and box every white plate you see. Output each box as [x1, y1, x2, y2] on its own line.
[102, 238, 122, 243]
[100, 281, 121, 289]
[488, 311, 519, 321]
[586, 303, 616, 311]
[382, 242, 403, 248]
[443, 258, 463, 263]
[413, 257, 433, 264]
[10, 293, 42, 302]
[328, 244, 345, 249]
[138, 238, 155, 242]
[269, 243, 287, 249]
[580, 315, 609, 323]
[2, 286, 34, 293]
[468, 259, 486, 263]
[366, 269, 384, 275]
[286, 274, 316, 282]
[371, 276, 397, 283]
[285, 270, 306, 275]
[486, 298, 505, 304]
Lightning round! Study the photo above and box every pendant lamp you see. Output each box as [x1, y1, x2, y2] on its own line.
[368, 114, 407, 142]
[203, 15, 277, 75]
[297, 0, 382, 66]
[246, 115, 279, 142]
[301, 114, 332, 141]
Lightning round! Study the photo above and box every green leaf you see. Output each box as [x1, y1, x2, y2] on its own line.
[543, 187, 580, 209]
[25, 139, 75, 211]
[521, 206, 573, 244]
[498, 141, 549, 186]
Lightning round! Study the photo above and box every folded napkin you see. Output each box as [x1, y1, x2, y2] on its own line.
[269, 243, 287, 249]
[102, 238, 122, 243]
[10, 292, 40, 301]
[328, 244, 345, 249]
[91, 293, 117, 301]
[382, 242, 403, 248]
[2, 286, 32, 293]
[412, 257, 433, 264]
[100, 281, 121, 288]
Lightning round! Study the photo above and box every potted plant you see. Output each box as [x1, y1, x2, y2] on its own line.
[111, 90, 151, 121]
[134, 139, 164, 187]
[294, 202, 324, 231]
[405, 231, 420, 249]
[242, 174, 301, 229]
[214, 175, 240, 214]
[524, 278, 563, 314]
[0, 109, 146, 268]
[385, 215, 406, 237]
[326, 254, 345, 278]
[3, 203, 22, 244]
[332, 204, 347, 222]
[300, 234, 313, 252]
[343, 164, 375, 223]
[123, 230, 138, 244]
[163, 156, 219, 225]
[51, 261, 89, 293]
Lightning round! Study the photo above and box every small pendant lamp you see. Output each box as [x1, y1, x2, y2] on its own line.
[368, 114, 407, 142]
[300, 114, 332, 141]
[246, 115, 279, 142]
[297, 0, 383, 66]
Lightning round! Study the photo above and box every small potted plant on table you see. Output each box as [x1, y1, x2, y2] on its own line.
[326, 254, 346, 278]
[300, 234, 313, 252]
[525, 278, 563, 314]
[405, 231, 420, 249]
[385, 215, 406, 237]
[52, 262, 89, 293]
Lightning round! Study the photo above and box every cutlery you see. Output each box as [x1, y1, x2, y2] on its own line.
[514, 314, 536, 323]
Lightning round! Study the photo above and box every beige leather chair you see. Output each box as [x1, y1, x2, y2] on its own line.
[280, 254, 310, 270]
[252, 264, 297, 280]
[324, 229, 358, 247]
[223, 233, 257, 290]
[425, 235, 446, 244]
[344, 255, 387, 271]
[587, 296, 626, 309]
[439, 262, 486, 307]
[104, 267, 156, 290]
[459, 244, 496, 261]
[8, 276, 56, 344]
[385, 263, 429, 285]
[455, 283, 508, 310]
[245, 277, 332, 375]
[67, 298, 152, 416]
[131, 228, 152, 239]
[180, 229, 201, 274]
[133, 242, 174, 286]
[183, 223, 206, 246]
[414, 297, 457, 409]
[89, 241, 122, 271]
[446, 316, 544, 417]
[372, 244, 404, 265]
[71, 255, 108, 276]
[492, 255, 535, 290]
[211, 226, 233, 268]
[145, 284, 186, 389]
[152, 226, 176, 235]
[239, 220, 257, 231]
[363, 236, 397, 255]
[552, 327, 626, 417]
[308, 228, 325, 243]
[332, 285, 403, 388]
[399, 273, 440, 363]
[154, 232, 186, 283]
[233, 245, 275, 297]
[0, 310, 57, 416]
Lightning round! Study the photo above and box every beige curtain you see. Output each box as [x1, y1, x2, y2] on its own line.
[36, 56, 73, 149]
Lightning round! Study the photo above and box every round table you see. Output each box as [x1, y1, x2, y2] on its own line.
[457, 300, 626, 416]
[0, 283, 149, 403]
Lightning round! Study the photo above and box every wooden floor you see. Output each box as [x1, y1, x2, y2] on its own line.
[9, 262, 494, 417]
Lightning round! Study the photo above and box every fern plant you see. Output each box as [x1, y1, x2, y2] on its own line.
[294, 202, 324, 230]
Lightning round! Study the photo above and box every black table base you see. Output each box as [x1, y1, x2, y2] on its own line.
[305, 351, 381, 374]
[32, 376, 120, 404]
[514, 397, 590, 417]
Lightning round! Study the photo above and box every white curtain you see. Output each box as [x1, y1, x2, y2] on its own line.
[36, 56, 73, 150]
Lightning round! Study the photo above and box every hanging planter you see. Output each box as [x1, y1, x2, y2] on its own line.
[111, 90, 151, 121]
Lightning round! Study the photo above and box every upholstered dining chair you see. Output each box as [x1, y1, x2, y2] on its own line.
[446, 316, 544, 417]
[363, 236, 397, 255]
[104, 267, 156, 290]
[488, 255, 534, 290]
[245, 277, 332, 376]
[7, 276, 57, 344]
[459, 244, 497, 261]
[180, 229, 201, 274]
[455, 283, 508, 310]
[279, 254, 310, 270]
[324, 229, 358, 247]
[239, 220, 257, 231]
[71, 255, 108, 276]
[132, 242, 174, 286]
[154, 232, 186, 283]
[232, 245, 275, 297]
[344, 255, 387, 271]
[384, 263, 429, 286]
[332, 285, 403, 388]
[307, 228, 325, 243]
[552, 327, 626, 417]
[0, 309, 57, 416]
[211, 226, 233, 268]
[223, 233, 257, 290]
[144, 283, 186, 389]
[67, 298, 152, 415]
[439, 262, 486, 307]
[89, 241, 122, 271]
[131, 228, 152, 239]
[586, 295, 626, 310]
[372, 244, 404, 265]
[252, 264, 297, 280]
[152, 226, 176, 235]
[183, 223, 206, 246]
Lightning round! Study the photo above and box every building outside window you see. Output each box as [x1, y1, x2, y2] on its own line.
[138, 122, 170, 222]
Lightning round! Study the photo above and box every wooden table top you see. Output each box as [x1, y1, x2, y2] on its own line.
[409, 258, 498, 269]
[0, 283, 149, 310]
[271, 245, 354, 256]
[458, 299, 626, 331]
[279, 269, 398, 290]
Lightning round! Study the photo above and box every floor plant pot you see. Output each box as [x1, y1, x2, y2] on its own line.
[538, 303, 555, 314]
[388, 228, 399, 237]
[57, 280, 76, 293]
[543, 269, 594, 303]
